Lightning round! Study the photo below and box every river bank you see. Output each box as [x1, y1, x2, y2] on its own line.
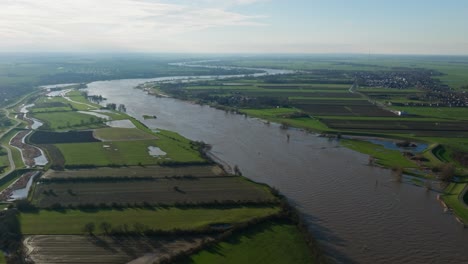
[85, 75, 468, 263]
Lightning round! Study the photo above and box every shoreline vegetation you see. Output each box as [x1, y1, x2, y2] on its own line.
[0, 86, 327, 264]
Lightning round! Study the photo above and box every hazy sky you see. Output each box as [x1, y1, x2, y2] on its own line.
[1, 0, 467, 54]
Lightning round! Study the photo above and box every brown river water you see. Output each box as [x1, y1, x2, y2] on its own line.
[85, 75, 468, 264]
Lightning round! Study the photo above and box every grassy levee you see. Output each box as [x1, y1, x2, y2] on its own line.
[64, 90, 102, 108]
[0, 148, 8, 174]
[20, 206, 281, 235]
[441, 183, 468, 224]
[240, 108, 331, 132]
[431, 144, 450, 163]
[340, 139, 417, 168]
[177, 221, 316, 264]
[0, 128, 25, 169]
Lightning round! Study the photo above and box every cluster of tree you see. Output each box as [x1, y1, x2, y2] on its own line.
[0, 209, 23, 263]
[82, 91, 105, 104]
[196, 94, 289, 109]
[105, 103, 126, 112]
[433, 163, 456, 182]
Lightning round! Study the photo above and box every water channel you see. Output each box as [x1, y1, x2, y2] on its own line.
[85, 69, 468, 263]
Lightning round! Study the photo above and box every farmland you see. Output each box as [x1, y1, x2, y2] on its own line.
[28, 130, 100, 144]
[55, 138, 204, 167]
[20, 207, 281, 235]
[93, 127, 158, 141]
[31, 177, 276, 207]
[24, 235, 211, 264]
[31, 111, 106, 130]
[180, 221, 316, 264]
[41, 165, 225, 179]
[0, 55, 358, 264]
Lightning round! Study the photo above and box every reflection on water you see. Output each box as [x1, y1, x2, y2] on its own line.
[9, 172, 38, 200]
[105, 120, 136, 128]
[85, 76, 468, 263]
[148, 146, 167, 157]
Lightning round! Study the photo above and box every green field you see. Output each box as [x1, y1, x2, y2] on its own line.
[441, 183, 468, 223]
[20, 207, 281, 235]
[93, 127, 158, 141]
[180, 221, 316, 264]
[0, 129, 25, 169]
[56, 137, 204, 166]
[341, 139, 417, 168]
[241, 108, 330, 132]
[32, 111, 105, 130]
[56, 140, 164, 166]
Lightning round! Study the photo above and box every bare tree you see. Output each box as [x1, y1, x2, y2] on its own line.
[99, 221, 112, 235]
[83, 222, 95, 235]
[440, 163, 456, 182]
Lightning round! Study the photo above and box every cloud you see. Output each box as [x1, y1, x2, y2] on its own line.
[0, 0, 267, 51]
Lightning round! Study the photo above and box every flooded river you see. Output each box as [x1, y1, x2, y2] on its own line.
[85, 72, 468, 263]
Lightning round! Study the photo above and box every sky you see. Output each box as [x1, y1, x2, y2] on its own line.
[0, 0, 467, 54]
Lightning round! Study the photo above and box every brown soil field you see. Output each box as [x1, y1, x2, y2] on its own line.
[322, 119, 468, 136]
[32, 177, 276, 207]
[41, 165, 225, 179]
[294, 103, 396, 117]
[24, 235, 211, 264]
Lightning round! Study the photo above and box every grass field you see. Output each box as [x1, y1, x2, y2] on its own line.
[0, 251, 5, 264]
[20, 207, 281, 235]
[32, 177, 276, 207]
[341, 139, 417, 168]
[29, 130, 100, 144]
[24, 235, 209, 264]
[55, 138, 203, 166]
[93, 127, 158, 141]
[32, 111, 106, 130]
[441, 183, 468, 224]
[0, 129, 25, 169]
[56, 141, 141, 166]
[390, 106, 468, 121]
[0, 148, 8, 173]
[240, 108, 330, 132]
[179, 221, 315, 264]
